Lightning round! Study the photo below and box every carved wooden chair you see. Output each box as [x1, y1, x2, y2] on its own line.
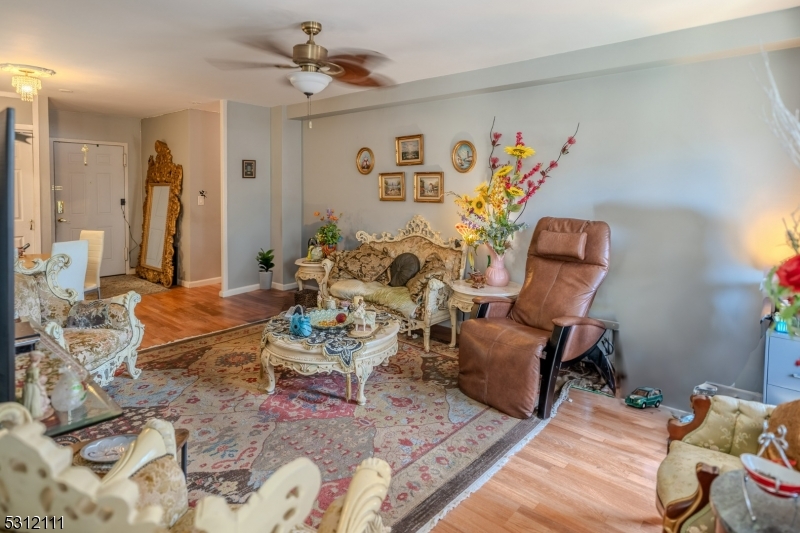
[0, 403, 391, 533]
[657, 395, 773, 533]
[14, 254, 145, 386]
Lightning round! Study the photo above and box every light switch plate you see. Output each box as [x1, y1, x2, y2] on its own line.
[198, 195, 205, 206]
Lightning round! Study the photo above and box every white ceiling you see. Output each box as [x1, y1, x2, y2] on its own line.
[2, 0, 798, 118]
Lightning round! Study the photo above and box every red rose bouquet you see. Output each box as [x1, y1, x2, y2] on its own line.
[764, 212, 800, 335]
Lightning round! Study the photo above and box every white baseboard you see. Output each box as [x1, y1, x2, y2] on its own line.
[220, 283, 260, 297]
[272, 281, 298, 291]
[179, 277, 221, 288]
[127, 268, 136, 275]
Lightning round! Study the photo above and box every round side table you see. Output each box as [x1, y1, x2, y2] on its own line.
[711, 470, 799, 532]
[294, 258, 326, 291]
[448, 279, 522, 347]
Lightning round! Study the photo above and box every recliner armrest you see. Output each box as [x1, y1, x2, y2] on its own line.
[551, 315, 606, 362]
[473, 296, 515, 318]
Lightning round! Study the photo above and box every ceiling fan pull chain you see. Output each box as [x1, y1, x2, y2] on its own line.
[307, 95, 312, 129]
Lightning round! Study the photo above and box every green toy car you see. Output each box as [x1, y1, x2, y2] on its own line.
[625, 387, 662, 409]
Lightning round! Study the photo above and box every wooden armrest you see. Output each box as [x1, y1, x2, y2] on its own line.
[662, 463, 719, 532]
[667, 395, 712, 444]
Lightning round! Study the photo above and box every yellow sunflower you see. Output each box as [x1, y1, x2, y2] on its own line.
[474, 182, 489, 196]
[504, 144, 536, 159]
[508, 186, 524, 197]
[471, 196, 487, 216]
[493, 165, 513, 178]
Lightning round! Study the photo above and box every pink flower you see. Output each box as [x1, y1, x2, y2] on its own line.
[515, 132, 524, 145]
[492, 132, 502, 141]
[567, 136, 576, 145]
[550, 160, 558, 169]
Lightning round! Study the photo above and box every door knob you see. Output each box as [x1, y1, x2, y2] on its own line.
[57, 218, 69, 223]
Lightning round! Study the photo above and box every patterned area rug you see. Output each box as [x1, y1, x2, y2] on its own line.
[55, 324, 586, 530]
[88, 275, 169, 299]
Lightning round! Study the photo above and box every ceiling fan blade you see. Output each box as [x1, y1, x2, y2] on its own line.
[325, 56, 393, 87]
[235, 36, 294, 59]
[327, 49, 389, 68]
[206, 58, 297, 71]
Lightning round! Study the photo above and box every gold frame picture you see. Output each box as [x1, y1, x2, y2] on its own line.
[414, 172, 444, 203]
[395, 134, 424, 166]
[379, 172, 405, 201]
[356, 147, 375, 175]
[452, 140, 476, 173]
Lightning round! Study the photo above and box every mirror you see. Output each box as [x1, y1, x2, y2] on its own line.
[143, 185, 170, 269]
[136, 141, 182, 287]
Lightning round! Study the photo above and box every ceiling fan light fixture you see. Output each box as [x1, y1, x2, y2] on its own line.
[288, 71, 331, 96]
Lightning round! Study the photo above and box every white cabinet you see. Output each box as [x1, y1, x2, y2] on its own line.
[764, 330, 800, 405]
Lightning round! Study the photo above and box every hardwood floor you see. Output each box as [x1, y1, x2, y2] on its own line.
[134, 285, 670, 532]
[135, 284, 294, 349]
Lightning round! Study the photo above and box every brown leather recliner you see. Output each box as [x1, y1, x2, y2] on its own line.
[457, 217, 611, 419]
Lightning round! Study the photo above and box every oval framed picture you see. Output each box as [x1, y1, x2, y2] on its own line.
[356, 147, 375, 175]
[451, 140, 476, 173]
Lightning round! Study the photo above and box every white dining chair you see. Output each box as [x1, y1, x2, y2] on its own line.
[51, 240, 89, 301]
[80, 230, 105, 299]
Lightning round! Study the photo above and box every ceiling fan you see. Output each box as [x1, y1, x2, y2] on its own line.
[209, 21, 392, 97]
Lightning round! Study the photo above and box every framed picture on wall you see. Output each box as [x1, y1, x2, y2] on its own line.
[356, 147, 374, 175]
[395, 134, 424, 166]
[379, 172, 405, 201]
[414, 172, 444, 203]
[242, 160, 256, 178]
[452, 140, 476, 173]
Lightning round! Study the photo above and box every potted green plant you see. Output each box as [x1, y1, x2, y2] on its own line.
[257, 248, 275, 290]
[314, 209, 343, 256]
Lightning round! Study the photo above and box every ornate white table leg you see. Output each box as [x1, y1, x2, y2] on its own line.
[449, 302, 458, 348]
[355, 365, 370, 406]
[345, 372, 352, 402]
[265, 357, 276, 395]
[295, 273, 304, 291]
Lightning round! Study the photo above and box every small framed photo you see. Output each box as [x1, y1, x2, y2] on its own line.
[414, 172, 444, 203]
[379, 172, 405, 201]
[356, 147, 374, 175]
[395, 134, 424, 166]
[452, 140, 476, 173]
[242, 160, 256, 178]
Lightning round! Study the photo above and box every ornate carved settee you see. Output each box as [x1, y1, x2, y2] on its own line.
[320, 216, 466, 352]
[0, 403, 392, 533]
[657, 395, 774, 533]
[14, 254, 145, 386]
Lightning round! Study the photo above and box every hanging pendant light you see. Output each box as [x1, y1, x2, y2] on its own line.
[1, 64, 56, 102]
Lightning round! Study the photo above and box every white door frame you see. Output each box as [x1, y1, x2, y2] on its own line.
[15, 123, 40, 254]
[50, 138, 130, 272]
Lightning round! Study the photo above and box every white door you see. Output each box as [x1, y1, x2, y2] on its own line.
[53, 142, 126, 276]
[13, 131, 35, 250]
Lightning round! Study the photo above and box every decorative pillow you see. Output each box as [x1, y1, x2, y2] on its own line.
[406, 254, 450, 303]
[65, 300, 111, 329]
[536, 230, 587, 260]
[327, 250, 355, 282]
[389, 253, 420, 287]
[343, 245, 394, 283]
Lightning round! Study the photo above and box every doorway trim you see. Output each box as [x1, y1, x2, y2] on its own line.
[15, 124, 41, 254]
[50, 138, 130, 273]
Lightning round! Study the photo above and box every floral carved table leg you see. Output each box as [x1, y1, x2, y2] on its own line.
[263, 355, 276, 394]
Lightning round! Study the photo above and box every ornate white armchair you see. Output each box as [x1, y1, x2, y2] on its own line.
[320, 216, 466, 352]
[0, 403, 392, 533]
[14, 254, 145, 386]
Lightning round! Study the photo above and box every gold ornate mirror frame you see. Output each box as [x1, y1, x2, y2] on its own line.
[136, 140, 182, 287]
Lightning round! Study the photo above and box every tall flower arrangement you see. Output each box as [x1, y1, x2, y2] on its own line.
[453, 121, 579, 257]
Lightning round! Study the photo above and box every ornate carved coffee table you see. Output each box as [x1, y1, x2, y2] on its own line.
[259, 317, 400, 405]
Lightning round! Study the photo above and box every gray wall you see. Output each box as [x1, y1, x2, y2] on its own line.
[225, 101, 271, 292]
[49, 108, 142, 265]
[142, 109, 221, 282]
[1, 97, 32, 125]
[302, 47, 800, 409]
[187, 110, 221, 282]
